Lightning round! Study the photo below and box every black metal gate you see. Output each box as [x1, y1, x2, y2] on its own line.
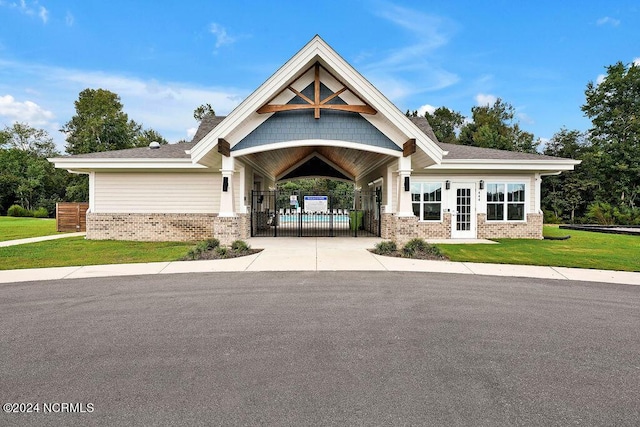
[251, 189, 381, 237]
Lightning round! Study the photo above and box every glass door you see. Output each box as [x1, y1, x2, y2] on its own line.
[451, 184, 476, 239]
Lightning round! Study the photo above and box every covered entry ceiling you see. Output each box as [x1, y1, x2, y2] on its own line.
[239, 145, 393, 182]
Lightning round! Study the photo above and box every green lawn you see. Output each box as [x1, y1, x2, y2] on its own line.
[0, 216, 59, 242]
[0, 237, 193, 270]
[438, 225, 640, 272]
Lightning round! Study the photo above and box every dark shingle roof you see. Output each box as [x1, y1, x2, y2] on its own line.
[409, 116, 564, 161]
[190, 115, 225, 144]
[64, 141, 196, 159]
[54, 115, 225, 160]
[56, 114, 566, 162]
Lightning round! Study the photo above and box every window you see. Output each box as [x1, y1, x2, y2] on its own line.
[411, 182, 442, 221]
[486, 183, 526, 221]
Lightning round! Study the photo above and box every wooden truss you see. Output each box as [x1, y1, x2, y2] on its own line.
[257, 62, 377, 119]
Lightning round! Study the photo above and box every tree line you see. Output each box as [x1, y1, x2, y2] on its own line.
[1, 61, 638, 224]
[406, 60, 640, 225]
[0, 88, 174, 216]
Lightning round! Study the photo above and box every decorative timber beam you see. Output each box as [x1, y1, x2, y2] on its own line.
[256, 62, 377, 119]
[403, 138, 416, 157]
[218, 138, 230, 157]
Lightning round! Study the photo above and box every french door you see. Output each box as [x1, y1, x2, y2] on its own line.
[451, 184, 476, 239]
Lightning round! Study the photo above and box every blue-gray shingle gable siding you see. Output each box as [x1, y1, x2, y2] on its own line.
[232, 82, 400, 152]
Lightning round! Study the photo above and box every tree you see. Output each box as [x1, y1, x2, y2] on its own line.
[424, 107, 465, 144]
[194, 103, 215, 122]
[541, 129, 595, 222]
[0, 145, 67, 214]
[0, 123, 67, 214]
[62, 88, 141, 155]
[458, 98, 537, 153]
[0, 122, 57, 157]
[134, 128, 169, 147]
[582, 61, 640, 208]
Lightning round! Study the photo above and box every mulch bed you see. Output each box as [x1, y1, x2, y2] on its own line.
[191, 248, 263, 260]
[368, 249, 449, 261]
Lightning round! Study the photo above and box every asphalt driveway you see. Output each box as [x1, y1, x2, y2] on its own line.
[1, 272, 639, 426]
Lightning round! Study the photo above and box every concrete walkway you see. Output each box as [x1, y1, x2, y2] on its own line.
[0, 232, 86, 247]
[0, 237, 638, 286]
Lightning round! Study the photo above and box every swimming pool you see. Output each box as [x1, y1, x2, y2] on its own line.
[278, 213, 350, 223]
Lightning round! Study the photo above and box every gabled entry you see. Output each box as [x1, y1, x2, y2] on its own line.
[257, 62, 377, 118]
[189, 35, 445, 168]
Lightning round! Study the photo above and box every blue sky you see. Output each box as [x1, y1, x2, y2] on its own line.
[0, 0, 638, 153]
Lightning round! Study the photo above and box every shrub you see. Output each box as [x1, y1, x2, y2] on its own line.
[7, 204, 30, 217]
[586, 202, 615, 225]
[185, 248, 200, 260]
[195, 241, 210, 253]
[32, 207, 49, 218]
[373, 240, 397, 255]
[402, 238, 443, 258]
[543, 209, 561, 224]
[231, 240, 250, 253]
[215, 246, 228, 258]
[613, 206, 640, 225]
[205, 238, 220, 250]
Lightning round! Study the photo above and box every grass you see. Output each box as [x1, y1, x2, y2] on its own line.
[0, 237, 193, 270]
[438, 225, 640, 272]
[0, 216, 60, 242]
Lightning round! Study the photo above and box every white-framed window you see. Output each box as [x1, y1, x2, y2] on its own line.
[411, 182, 442, 221]
[486, 183, 526, 221]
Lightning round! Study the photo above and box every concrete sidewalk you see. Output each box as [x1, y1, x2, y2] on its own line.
[0, 237, 638, 286]
[0, 232, 86, 247]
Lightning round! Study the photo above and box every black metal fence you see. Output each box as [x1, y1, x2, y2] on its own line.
[251, 189, 381, 237]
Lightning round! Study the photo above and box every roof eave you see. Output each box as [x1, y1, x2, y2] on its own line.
[49, 158, 207, 171]
[428, 159, 580, 171]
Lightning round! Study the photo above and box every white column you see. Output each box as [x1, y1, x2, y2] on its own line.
[219, 156, 236, 217]
[88, 172, 95, 213]
[396, 156, 414, 217]
[534, 173, 541, 214]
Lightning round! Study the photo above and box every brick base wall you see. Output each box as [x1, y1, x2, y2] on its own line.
[415, 212, 452, 240]
[382, 212, 542, 242]
[477, 213, 543, 239]
[212, 214, 249, 244]
[86, 212, 543, 243]
[380, 213, 452, 245]
[86, 213, 246, 244]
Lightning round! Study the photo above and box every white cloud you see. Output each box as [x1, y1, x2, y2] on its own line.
[358, 2, 459, 101]
[475, 93, 497, 106]
[596, 16, 620, 27]
[1, 0, 48, 23]
[0, 58, 247, 151]
[417, 104, 436, 116]
[186, 127, 197, 139]
[633, 58, 640, 67]
[0, 94, 55, 126]
[38, 5, 47, 23]
[517, 112, 534, 125]
[210, 23, 236, 49]
[596, 74, 606, 85]
[65, 11, 74, 26]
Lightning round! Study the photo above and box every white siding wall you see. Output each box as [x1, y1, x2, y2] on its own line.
[94, 172, 220, 213]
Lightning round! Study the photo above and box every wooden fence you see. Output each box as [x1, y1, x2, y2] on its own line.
[56, 202, 89, 232]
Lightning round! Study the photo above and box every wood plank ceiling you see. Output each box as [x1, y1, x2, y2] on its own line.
[240, 145, 391, 182]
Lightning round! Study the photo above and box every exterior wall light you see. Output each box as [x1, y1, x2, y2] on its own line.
[445, 180, 451, 190]
[479, 180, 484, 190]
